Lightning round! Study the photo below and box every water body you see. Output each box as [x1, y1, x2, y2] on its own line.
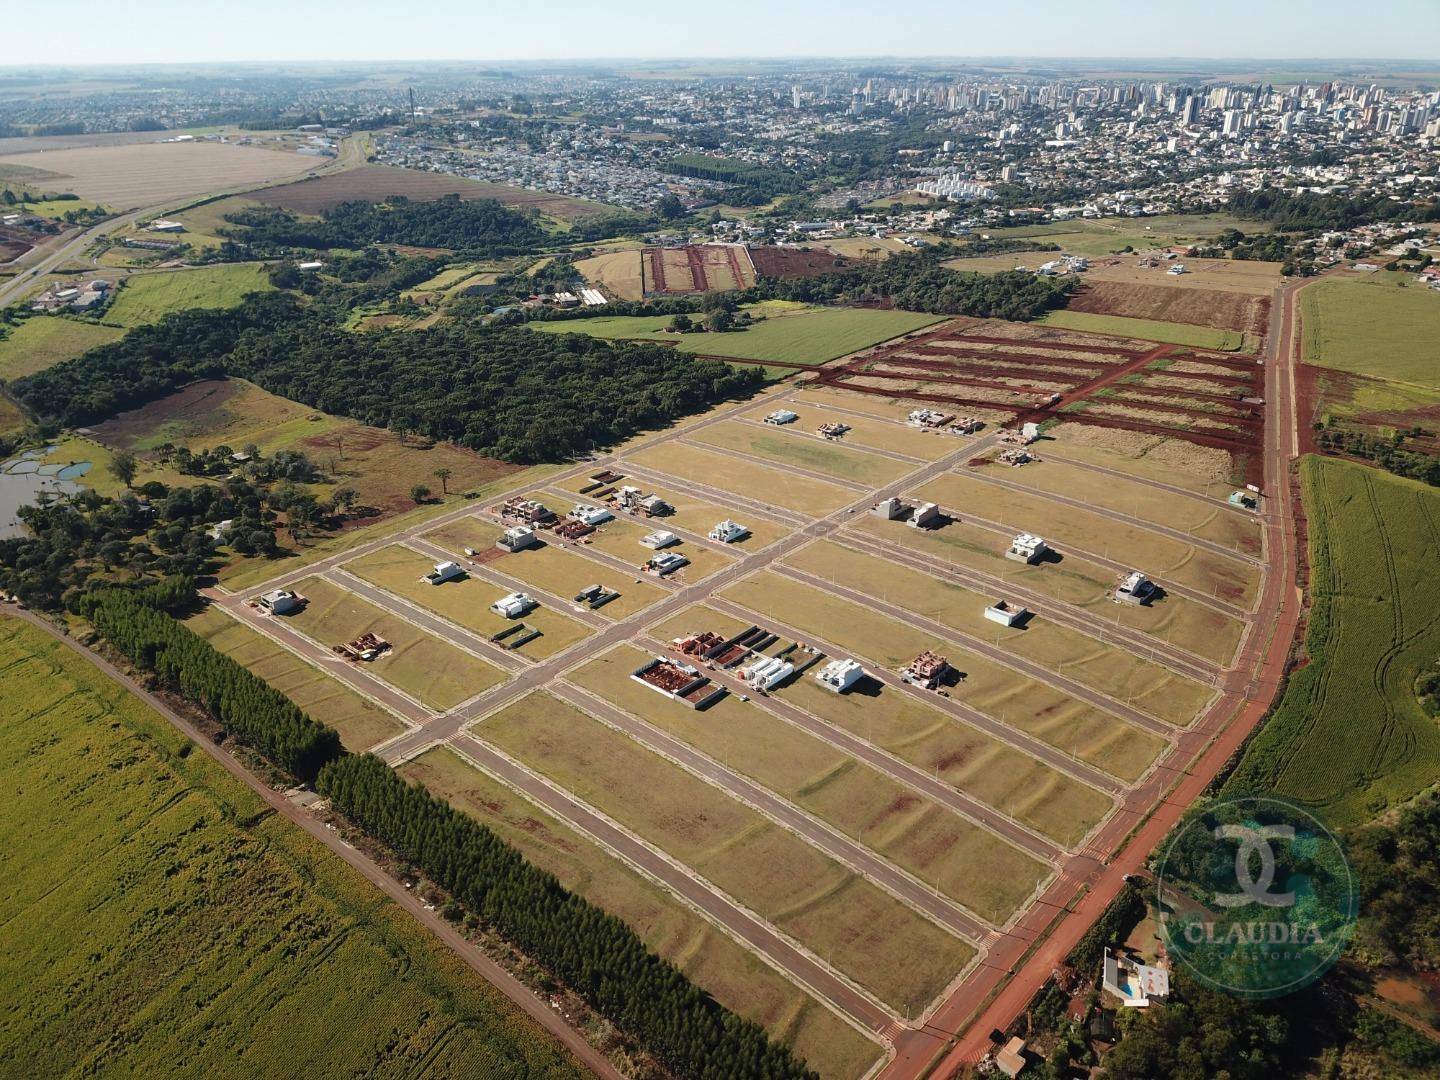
[0, 448, 91, 539]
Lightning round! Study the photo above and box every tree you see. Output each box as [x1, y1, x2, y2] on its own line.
[433, 467, 452, 495]
[703, 309, 734, 332]
[667, 313, 694, 333]
[410, 483, 431, 504]
[108, 450, 138, 488]
[656, 193, 685, 221]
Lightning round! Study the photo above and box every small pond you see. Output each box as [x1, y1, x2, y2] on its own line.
[0, 447, 93, 539]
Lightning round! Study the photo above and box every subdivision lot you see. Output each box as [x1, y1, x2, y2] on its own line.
[0, 317, 124, 381]
[569, 645, 1049, 924]
[1042, 422, 1243, 493]
[719, 574, 1115, 845]
[400, 746, 884, 1080]
[1037, 310, 1247, 351]
[849, 514, 1245, 666]
[688, 419, 913, 487]
[422, 516, 667, 619]
[186, 605, 405, 751]
[550, 475, 790, 551]
[285, 573, 507, 707]
[912, 471, 1262, 609]
[342, 546, 593, 660]
[561, 511, 735, 578]
[968, 456, 1263, 557]
[106, 264, 273, 327]
[786, 540, 1210, 727]
[1063, 280, 1270, 338]
[737, 400, 953, 459]
[0, 141, 316, 206]
[476, 693, 977, 1015]
[625, 441, 856, 518]
[0, 617, 586, 1079]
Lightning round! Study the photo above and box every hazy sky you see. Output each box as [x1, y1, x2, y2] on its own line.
[10, 0, 1440, 66]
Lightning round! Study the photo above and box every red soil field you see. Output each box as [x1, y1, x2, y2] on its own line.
[1067, 280, 1271, 337]
[747, 245, 855, 278]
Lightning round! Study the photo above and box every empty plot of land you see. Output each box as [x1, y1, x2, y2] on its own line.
[344, 545, 592, 660]
[0, 142, 317, 206]
[850, 514, 1244, 665]
[915, 472, 1261, 609]
[787, 541, 1208, 728]
[477, 693, 976, 1014]
[106, 264, 273, 327]
[1300, 274, 1440, 390]
[689, 420, 912, 487]
[286, 574, 506, 708]
[571, 645, 1049, 924]
[977, 457, 1262, 557]
[186, 605, 405, 750]
[1038, 311, 1246, 351]
[1066, 280, 1270, 338]
[400, 746, 883, 1080]
[0, 317, 124, 381]
[625, 442, 855, 518]
[574, 248, 644, 301]
[249, 164, 611, 221]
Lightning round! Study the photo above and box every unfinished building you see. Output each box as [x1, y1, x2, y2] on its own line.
[901, 651, 953, 690]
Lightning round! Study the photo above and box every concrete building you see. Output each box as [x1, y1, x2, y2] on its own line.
[741, 655, 794, 691]
[909, 502, 941, 529]
[764, 409, 799, 425]
[1006, 533, 1049, 563]
[709, 519, 750, 543]
[496, 525, 539, 552]
[1102, 949, 1170, 1007]
[984, 600, 1028, 627]
[646, 551, 689, 576]
[1114, 570, 1156, 605]
[569, 503, 614, 527]
[640, 530, 678, 549]
[423, 560, 465, 585]
[873, 496, 906, 520]
[491, 591, 537, 618]
[815, 658, 865, 693]
[257, 589, 302, 615]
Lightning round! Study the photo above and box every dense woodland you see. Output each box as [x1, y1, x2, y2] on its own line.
[1228, 188, 1440, 231]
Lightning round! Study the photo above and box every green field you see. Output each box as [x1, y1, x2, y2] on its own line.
[977, 213, 1267, 257]
[532, 301, 943, 365]
[0, 615, 585, 1078]
[0, 317, 125, 381]
[1038, 309, 1246, 351]
[1224, 458, 1440, 825]
[107, 263, 274, 327]
[1301, 275, 1440, 389]
[401, 746, 884, 1080]
[13, 196, 105, 219]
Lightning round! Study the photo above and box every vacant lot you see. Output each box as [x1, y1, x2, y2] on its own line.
[532, 302, 943, 366]
[0, 141, 316, 207]
[1065, 280, 1269, 337]
[0, 317, 124, 381]
[571, 645, 1049, 923]
[1301, 275, 1440, 390]
[250, 164, 611, 221]
[1225, 459, 1440, 826]
[185, 605, 405, 750]
[1038, 310, 1247, 351]
[625, 441, 855, 518]
[1044, 422, 1241, 493]
[0, 616, 585, 1078]
[689, 420, 911, 486]
[401, 746, 883, 1080]
[976, 213, 1271, 258]
[478, 693, 975, 1013]
[573, 248, 644, 301]
[107, 264, 273, 327]
[287, 574, 507, 707]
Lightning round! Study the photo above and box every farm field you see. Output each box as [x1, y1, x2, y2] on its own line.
[399, 746, 884, 1080]
[250, 164, 612, 222]
[786, 540, 1211, 726]
[688, 419, 912, 486]
[286, 573, 508, 707]
[475, 692, 977, 1014]
[1224, 458, 1440, 825]
[641, 244, 755, 294]
[185, 605, 405, 751]
[625, 441, 856, 517]
[912, 471, 1263, 609]
[969, 456, 1264, 556]
[342, 546, 594, 659]
[532, 302, 943, 365]
[0, 317, 124, 381]
[850, 513, 1245, 666]
[0, 141, 317, 206]
[0, 616, 586, 1079]
[1064, 280, 1269, 337]
[1300, 274, 1440, 389]
[1038, 309, 1248, 351]
[573, 247, 644, 301]
[570, 645, 1050, 923]
[422, 516, 667, 619]
[107, 264, 274, 327]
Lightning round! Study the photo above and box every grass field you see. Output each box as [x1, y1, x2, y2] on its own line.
[850, 513, 1245, 666]
[743, 399, 953, 459]
[977, 213, 1270, 257]
[343, 544, 593, 659]
[185, 605, 405, 750]
[106, 264, 274, 327]
[0, 317, 124, 381]
[400, 747, 884, 1080]
[287, 574, 507, 707]
[1224, 458, 1440, 825]
[0, 616, 585, 1078]
[1038, 310, 1247, 351]
[787, 540, 1209, 729]
[1043, 422, 1240, 494]
[574, 249, 645, 300]
[532, 302, 943, 365]
[1301, 275, 1440, 390]
[570, 645, 1049, 923]
[688, 420, 911, 486]
[478, 692, 976, 1014]
[0, 394, 23, 436]
[625, 441, 856, 518]
[913, 471, 1262, 610]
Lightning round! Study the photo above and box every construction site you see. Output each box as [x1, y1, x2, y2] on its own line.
[197, 298, 1293, 1080]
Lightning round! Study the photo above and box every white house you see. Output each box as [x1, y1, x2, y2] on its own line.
[984, 600, 1028, 627]
[491, 591, 537, 618]
[764, 409, 799, 425]
[708, 520, 749, 544]
[1006, 533, 1049, 563]
[742, 655, 794, 691]
[641, 530, 679, 549]
[647, 551, 689, 576]
[1102, 949, 1170, 1008]
[815, 658, 864, 693]
[570, 503, 613, 527]
[257, 589, 302, 615]
[496, 525, 539, 552]
[423, 561, 464, 585]
[1114, 570, 1156, 605]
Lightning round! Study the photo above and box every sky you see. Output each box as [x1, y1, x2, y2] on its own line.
[8, 0, 1440, 66]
